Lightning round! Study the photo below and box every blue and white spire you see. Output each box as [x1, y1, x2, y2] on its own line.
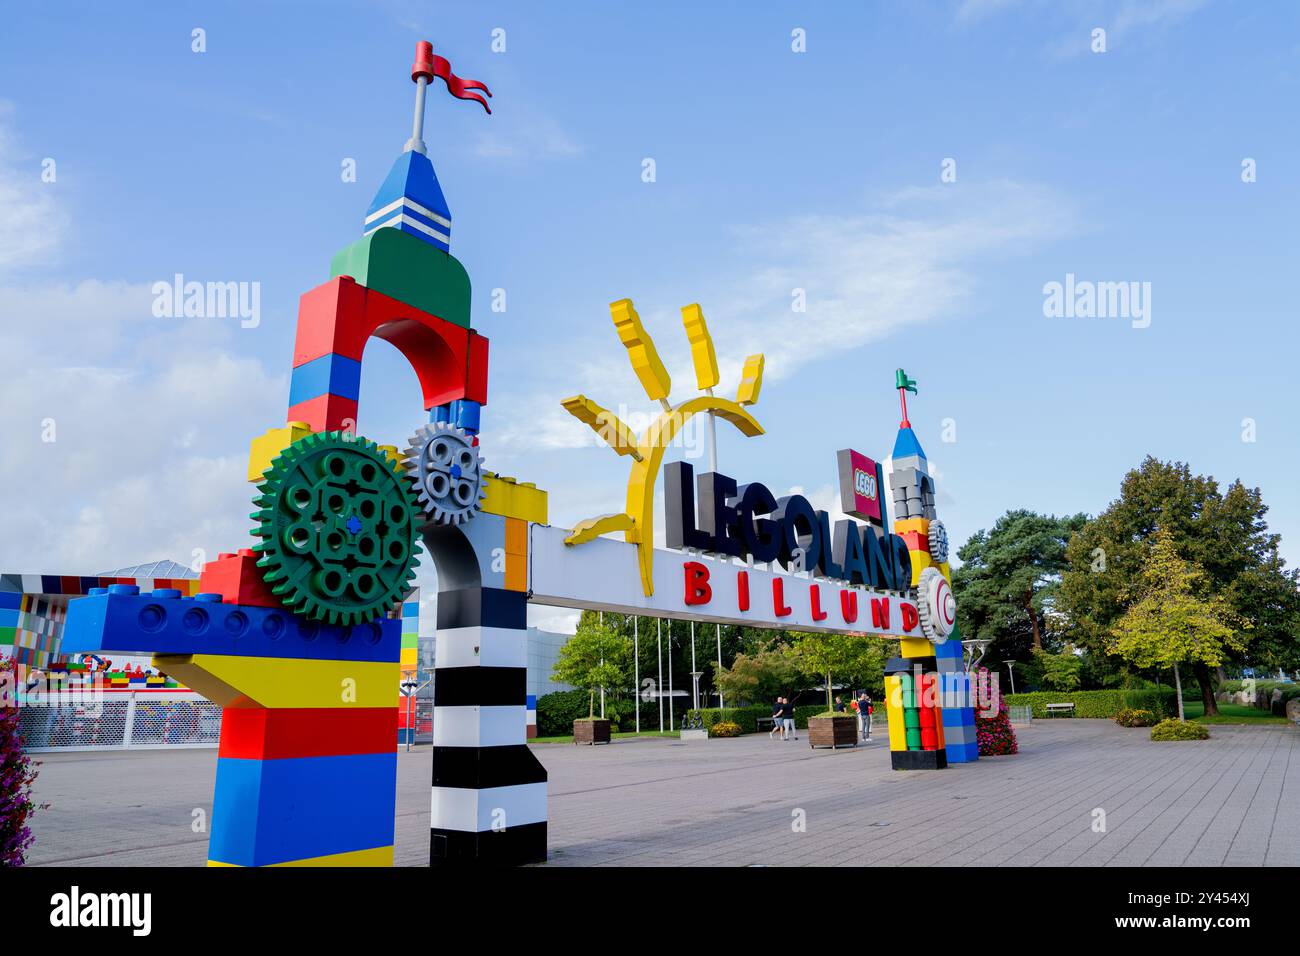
[363, 47, 453, 252]
[364, 152, 452, 251]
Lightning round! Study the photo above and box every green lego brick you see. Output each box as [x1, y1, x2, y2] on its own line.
[330, 227, 472, 328]
[0, 626, 15, 645]
[401, 632, 418, 648]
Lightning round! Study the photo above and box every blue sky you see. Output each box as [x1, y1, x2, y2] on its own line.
[1, 1, 1297, 629]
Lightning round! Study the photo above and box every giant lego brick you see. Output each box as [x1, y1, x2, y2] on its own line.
[481, 474, 547, 524]
[890, 749, 947, 771]
[198, 550, 283, 609]
[330, 226, 471, 328]
[61, 585, 400, 663]
[208, 751, 397, 866]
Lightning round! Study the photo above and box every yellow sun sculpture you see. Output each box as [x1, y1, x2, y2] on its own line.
[561, 298, 765, 596]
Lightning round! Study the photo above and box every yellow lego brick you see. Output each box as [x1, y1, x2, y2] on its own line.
[909, 549, 933, 586]
[505, 517, 527, 556]
[154, 654, 398, 709]
[209, 845, 393, 867]
[680, 303, 720, 390]
[399, 647, 417, 666]
[937, 560, 952, 584]
[248, 422, 313, 482]
[884, 675, 907, 752]
[504, 552, 527, 592]
[481, 473, 547, 524]
[900, 637, 934, 658]
[376, 444, 403, 470]
[894, 517, 929, 535]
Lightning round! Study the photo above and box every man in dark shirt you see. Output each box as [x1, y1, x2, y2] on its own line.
[856, 690, 873, 740]
[781, 695, 798, 740]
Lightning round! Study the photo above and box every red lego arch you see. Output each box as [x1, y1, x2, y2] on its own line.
[287, 275, 488, 431]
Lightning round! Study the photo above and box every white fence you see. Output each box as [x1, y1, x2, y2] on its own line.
[18, 691, 221, 752]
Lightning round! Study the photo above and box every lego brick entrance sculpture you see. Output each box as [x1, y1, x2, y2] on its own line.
[63, 42, 547, 866]
[882, 370, 977, 770]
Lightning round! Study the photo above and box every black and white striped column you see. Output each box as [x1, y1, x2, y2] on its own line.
[431, 584, 547, 865]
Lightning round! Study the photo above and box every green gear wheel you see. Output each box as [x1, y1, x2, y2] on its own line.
[250, 430, 420, 626]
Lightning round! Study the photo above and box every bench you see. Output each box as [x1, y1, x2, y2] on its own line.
[1045, 702, 1076, 718]
[756, 716, 776, 733]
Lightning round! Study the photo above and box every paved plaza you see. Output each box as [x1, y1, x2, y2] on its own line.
[25, 719, 1299, 867]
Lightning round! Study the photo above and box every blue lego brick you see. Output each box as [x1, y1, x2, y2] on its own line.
[61, 586, 400, 663]
[941, 708, 965, 727]
[526, 695, 537, 710]
[209, 751, 397, 866]
[402, 602, 420, 618]
[289, 352, 363, 406]
[0, 608, 19, 627]
[963, 742, 980, 761]
[449, 398, 481, 435]
[934, 639, 963, 661]
[0, 592, 22, 610]
[946, 745, 974, 764]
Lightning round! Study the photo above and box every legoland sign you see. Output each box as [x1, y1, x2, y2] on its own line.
[529, 458, 922, 637]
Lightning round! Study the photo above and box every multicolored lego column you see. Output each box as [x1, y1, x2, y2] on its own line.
[883, 370, 977, 769]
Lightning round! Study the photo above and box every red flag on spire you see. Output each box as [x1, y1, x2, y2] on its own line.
[411, 41, 492, 114]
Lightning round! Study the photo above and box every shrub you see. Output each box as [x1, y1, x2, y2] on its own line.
[2, 661, 41, 865]
[709, 721, 742, 738]
[1114, 708, 1157, 727]
[1003, 689, 1177, 719]
[974, 671, 1019, 756]
[536, 689, 589, 737]
[1150, 718, 1210, 741]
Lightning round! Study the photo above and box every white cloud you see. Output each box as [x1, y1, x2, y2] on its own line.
[491, 178, 1074, 465]
[0, 115, 286, 573]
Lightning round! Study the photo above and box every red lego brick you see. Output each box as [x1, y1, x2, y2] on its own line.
[218, 706, 397, 759]
[199, 549, 284, 609]
[285, 394, 359, 433]
[899, 530, 930, 553]
[293, 276, 370, 366]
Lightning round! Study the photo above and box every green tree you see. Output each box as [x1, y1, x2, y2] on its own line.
[1059, 457, 1300, 715]
[1032, 647, 1083, 691]
[788, 632, 884, 710]
[551, 619, 632, 718]
[715, 645, 801, 707]
[952, 510, 1089, 651]
[1108, 530, 1247, 720]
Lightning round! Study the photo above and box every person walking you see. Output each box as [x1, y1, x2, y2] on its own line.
[833, 695, 846, 713]
[770, 697, 785, 740]
[782, 692, 801, 741]
[856, 690, 873, 740]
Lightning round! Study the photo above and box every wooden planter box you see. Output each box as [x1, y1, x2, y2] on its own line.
[808, 716, 858, 749]
[573, 718, 612, 745]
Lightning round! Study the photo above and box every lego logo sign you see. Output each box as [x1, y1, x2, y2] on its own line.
[854, 468, 877, 500]
[838, 449, 885, 526]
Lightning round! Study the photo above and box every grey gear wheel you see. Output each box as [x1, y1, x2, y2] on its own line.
[917, 566, 956, 644]
[928, 519, 950, 564]
[404, 421, 486, 525]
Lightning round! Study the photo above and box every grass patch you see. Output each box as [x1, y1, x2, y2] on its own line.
[1181, 702, 1289, 725]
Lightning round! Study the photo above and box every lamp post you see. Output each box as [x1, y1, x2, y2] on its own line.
[1005, 661, 1017, 696]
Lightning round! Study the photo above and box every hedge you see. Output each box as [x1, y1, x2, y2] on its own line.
[1004, 689, 1177, 719]
[687, 703, 854, 733]
[535, 689, 659, 737]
